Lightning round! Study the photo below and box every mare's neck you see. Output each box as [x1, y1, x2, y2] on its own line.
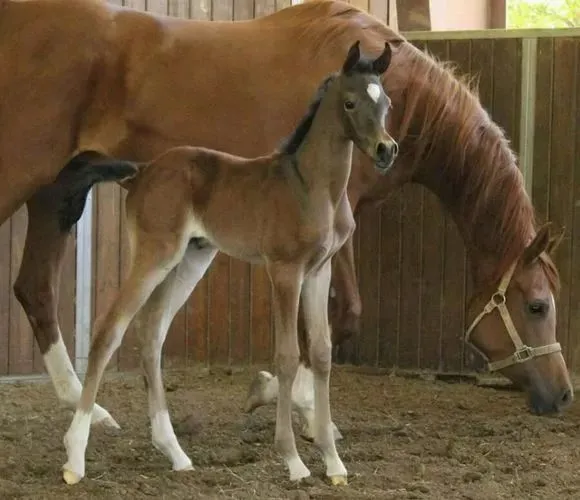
[414, 143, 535, 288]
[294, 85, 353, 202]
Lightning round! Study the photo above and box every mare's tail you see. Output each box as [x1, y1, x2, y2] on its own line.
[56, 150, 139, 232]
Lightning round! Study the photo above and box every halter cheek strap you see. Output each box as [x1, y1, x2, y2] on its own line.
[465, 261, 562, 372]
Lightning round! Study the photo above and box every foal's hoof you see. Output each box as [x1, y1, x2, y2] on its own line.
[62, 467, 83, 485]
[244, 370, 274, 413]
[91, 406, 121, 430]
[329, 475, 348, 486]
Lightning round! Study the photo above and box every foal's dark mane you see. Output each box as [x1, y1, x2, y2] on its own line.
[278, 0, 559, 291]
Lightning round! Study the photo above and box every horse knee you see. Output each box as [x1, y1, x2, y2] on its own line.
[276, 353, 300, 382]
[309, 336, 332, 374]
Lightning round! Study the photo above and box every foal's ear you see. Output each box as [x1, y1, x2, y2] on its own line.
[342, 40, 361, 73]
[522, 223, 564, 266]
[372, 42, 392, 75]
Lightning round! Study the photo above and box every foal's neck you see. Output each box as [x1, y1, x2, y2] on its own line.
[293, 85, 353, 202]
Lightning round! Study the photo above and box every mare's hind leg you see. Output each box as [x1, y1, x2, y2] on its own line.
[13, 188, 118, 428]
[301, 260, 347, 485]
[62, 231, 189, 485]
[136, 244, 217, 471]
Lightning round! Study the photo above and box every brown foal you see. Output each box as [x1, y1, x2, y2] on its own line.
[60, 41, 398, 485]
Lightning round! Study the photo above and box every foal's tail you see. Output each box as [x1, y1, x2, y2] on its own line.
[56, 150, 139, 232]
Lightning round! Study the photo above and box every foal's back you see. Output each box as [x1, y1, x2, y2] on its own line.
[127, 146, 327, 263]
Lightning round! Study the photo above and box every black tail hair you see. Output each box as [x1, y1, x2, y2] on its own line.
[56, 150, 138, 232]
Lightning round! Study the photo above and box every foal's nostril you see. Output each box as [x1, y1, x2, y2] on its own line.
[391, 142, 399, 157]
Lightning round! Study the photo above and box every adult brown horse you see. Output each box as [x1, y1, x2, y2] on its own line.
[0, 0, 571, 436]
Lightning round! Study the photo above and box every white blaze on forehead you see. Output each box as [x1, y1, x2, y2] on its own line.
[366, 83, 381, 103]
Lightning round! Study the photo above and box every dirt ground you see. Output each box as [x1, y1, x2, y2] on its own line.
[1, 366, 580, 500]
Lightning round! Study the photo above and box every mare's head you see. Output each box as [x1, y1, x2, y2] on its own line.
[336, 40, 398, 173]
[466, 224, 572, 415]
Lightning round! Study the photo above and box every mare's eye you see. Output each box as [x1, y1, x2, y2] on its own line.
[344, 100, 355, 110]
[527, 300, 549, 317]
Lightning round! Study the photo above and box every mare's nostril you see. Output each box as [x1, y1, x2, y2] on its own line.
[376, 142, 387, 159]
[558, 388, 573, 409]
[391, 142, 399, 156]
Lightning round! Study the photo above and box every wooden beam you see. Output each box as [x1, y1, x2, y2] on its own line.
[396, 0, 430, 31]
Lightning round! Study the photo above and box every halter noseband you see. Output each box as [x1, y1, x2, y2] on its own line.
[465, 260, 562, 372]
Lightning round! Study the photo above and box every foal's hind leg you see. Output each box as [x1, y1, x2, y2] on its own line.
[13, 189, 118, 427]
[268, 262, 310, 481]
[62, 233, 188, 485]
[136, 245, 217, 471]
[301, 260, 347, 485]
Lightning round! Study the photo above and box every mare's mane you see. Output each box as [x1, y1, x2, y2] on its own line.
[276, 0, 559, 291]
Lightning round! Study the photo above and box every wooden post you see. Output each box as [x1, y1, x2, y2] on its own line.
[396, 0, 430, 31]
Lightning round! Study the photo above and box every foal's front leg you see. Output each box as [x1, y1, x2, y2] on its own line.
[268, 263, 310, 481]
[62, 237, 187, 485]
[136, 245, 217, 471]
[301, 260, 347, 485]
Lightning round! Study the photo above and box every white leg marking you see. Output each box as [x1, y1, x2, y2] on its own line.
[151, 410, 193, 471]
[62, 410, 92, 484]
[44, 338, 119, 428]
[366, 83, 381, 103]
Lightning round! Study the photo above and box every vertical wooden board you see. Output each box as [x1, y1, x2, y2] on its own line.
[568, 40, 580, 372]
[470, 40, 494, 117]
[0, 219, 10, 374]
[146, 0, 169, 15]
[93, 184, 122, 371]
[275, 0, 291, 11]
[369, 0, 388, 23]
[208, 254, 231, 364]
[212, 0, 233, 20]
[250, 265, 272, 364]
[254, 0, 276, 18]
[491, 38, 521, 156]
[549, 38, 577, 360]
[531, 38, 553, 222]
[8, 207, 33, 375]
[168, 0, 190, 17]
[465, 39, 494, 372]
[356, 203, 381, 367]
[190, 0, 211, 20]
[419, 189, 444, 370]
[377, 192, 401, 368]
[397, 184, 423, 369]
[187, 274, 210, 364]
[233, 0, 253, 19]
[229, 261, 251, 364]
[124, 0, 147, 11]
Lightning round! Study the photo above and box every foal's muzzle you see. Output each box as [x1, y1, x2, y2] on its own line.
[375, 140, 398, 173]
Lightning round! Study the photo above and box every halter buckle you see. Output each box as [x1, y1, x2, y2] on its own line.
[513, 345, 534, 363]
[491, 292, 506, 306]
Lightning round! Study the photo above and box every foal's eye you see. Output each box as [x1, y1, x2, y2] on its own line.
[344, 100, 355, 110]
[527, 300, 549, 317]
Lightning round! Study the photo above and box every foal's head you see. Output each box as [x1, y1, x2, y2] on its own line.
[337, 40, 398, 173]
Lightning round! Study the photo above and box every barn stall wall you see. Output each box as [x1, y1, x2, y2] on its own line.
[0, 1, 578, 379]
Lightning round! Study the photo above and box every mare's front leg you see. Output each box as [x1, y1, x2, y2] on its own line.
[136, 244, 217, 472]
[268, 262, 310, 481]
[62, 231, 188, 485]
[13, 188, 118, 428]
[302, 260, 347, 485]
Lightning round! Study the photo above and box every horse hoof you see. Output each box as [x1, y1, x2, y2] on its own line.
[62, 468, 83, 485]
[332, 424, 344, 441]
[92, 415, 121, 430]
[173, 461, 194, 472]
[329, 475, 348, 486]
[244, 370, 274, 413]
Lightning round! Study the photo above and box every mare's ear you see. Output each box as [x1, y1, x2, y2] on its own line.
[342, 40, 361, 73]
[522, 223, 565, 266]
[372, 42, 392, 75]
